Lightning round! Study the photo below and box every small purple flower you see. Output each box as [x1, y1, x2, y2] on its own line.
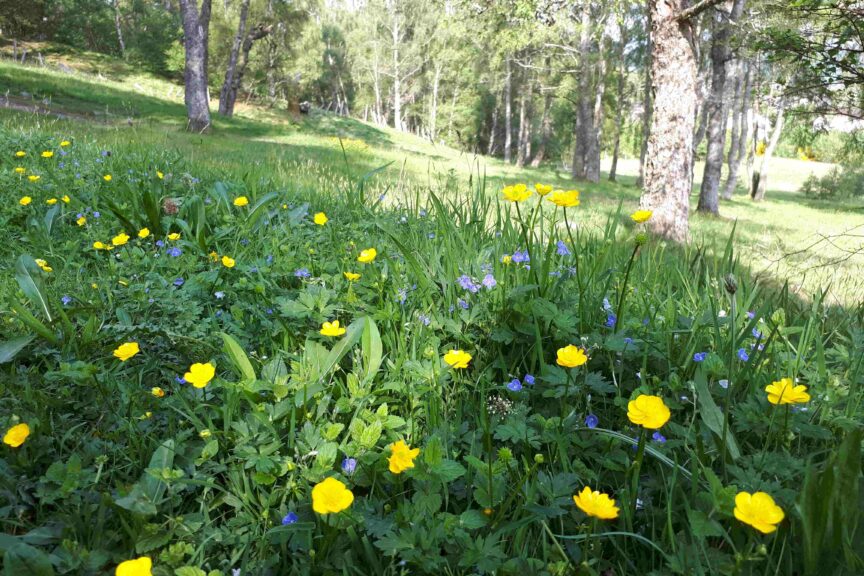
[282, 512, 299, 525]
[556, 241, 571, 256]
[418, 314, 431, 326]
[602, 298, 613, 311]
[737, 348, 749, 361]
[155, 240, 165, 248]
[215, 310, 223, 318]
[173, 277, 185, 287]
[215, 291, 225, 300]
[719, 379, 729, 389]
[457, 298, 469, 310]
[481, 274, 497, 289]
[396, 288, 408, 305]
[175, 376, 187, 384]
[419, 209, 427, 217]
[93, 211, 100, 218]
[167, 247, 182, 257]
[506, 378, 522, 392]
[605, 313, 617, 328]
[342, 457, 357, 474]
[428, 233, 436, 239]
[524, 374, 535, 386]
[240, 238, 250, 246]
[652, 432, 666, 444]
[752, 328, 762, 339]
[294, 267, 311, 279]
[100, 150, 109, 157]
[693, 352, 707, 362]
[266, 308, 273, 315]
[747, 311, 755, 319]
[585, 414, 599, 429]
[511, 250, 530, 263]
[266, 255, 273, 264]
[458, 275, 479, 293]
[61, 295, 72, 306]
[249, 267, 258, 274]
[624, 337, 634, 345]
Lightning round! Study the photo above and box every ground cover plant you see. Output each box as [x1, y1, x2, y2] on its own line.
[1, 124, 863, 576]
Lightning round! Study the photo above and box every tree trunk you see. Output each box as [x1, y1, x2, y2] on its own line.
[178, 0, 212, 133]
[751, 104, 784, 201]
[573, 1, 597, 181]
[429, 62, 441, 140]
[697, 0, 745, 214]
[218, 0, 250, 117]
[587, 44, 607, 182]
[504, 58, 513, 163]
[516, 75, 531, 167]
[531, 89, 552, 167]
[723, 60, 751, 199]
[114, 0, 126, 57]
[391, 5, 403, 131]
[220, 23, 271, 118]
[640, 0, 699, 242]
[637, 10, 652, 188]
[609, 25, 628, 182]
[487, 100, 500, 155]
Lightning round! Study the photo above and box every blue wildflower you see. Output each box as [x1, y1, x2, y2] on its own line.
[737, 348, 749, 361]
[506, 378, 522, 392]
[458, 275, 479, 293]
[294, 268, 311, 279]
[693, 352, 707, 362]
[752, 328, 762, 339]
[266, 254, 273, 264]
[167, 247, 182, 257]
[93, 211, 100, 218]
[215, 291, 225, 299]
[524, 374, 535, 386]
[155, 240, 165, 248]
[457, 298, 469, 310]
[173, 277, 185, 287]
[585, 414, 599, 429]
[396, 288, 408, 305]
[719, 379, 729, 389]
[605, 313, 617, 328]
[602, 298, 613, 311]
[747, 311, 755, 319]
[556, 241, 570, 256]
[418, 314, 431, 326]
[652, 432, 666, 444]
[512, 250, 530, 263]
[61, 295, 72, 306]
[282, 512, 299, 525]
[481, 273, 497, 289]
[342, 457, 357, 474]
[175, 376, 186, 384]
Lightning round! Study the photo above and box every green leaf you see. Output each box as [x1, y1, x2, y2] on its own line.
[220, 332, 256, 383]
[0, 335, 36, 363]
[174, 567, 207, 576]
[459, 509, 490, 530]
[15, 255, 51, 322]
[3, 542, 55, 576]
[433, 459, 466, 483]
[360, 317, 383, 384]
[115, 440, 175, 516]
[693, 369, 740, 461]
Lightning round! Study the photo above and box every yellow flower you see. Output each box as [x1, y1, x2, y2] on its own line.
[115, 556, 152, 576]
[535, 183, 553, 196]
[357, 248, 377, 263]
[35, 259, 53, 273]
[112, 233, 130, 247]
[233, 196, 249, 207]
[168, 233, 181, 241]
[103, 174, 112, 182]
[208, 251, 219, 262]
[140, 412, 153, 420]
[556, 345, 588, 368]
[573, 486, 620, 520]
[184, 362, 216, 388]
[630, 210, 653, 224]
[93, 241, 107, 250]
[314, 212, 328, 225]
[443, 349, 472, 369]
[15, 150, 26, 157]
[151, 387, 165, 398]
[221, 255, 236, 268]
[311, 477, 354, 515]
[3, 423, 30, 448]
[61, 195, 70, 203]
[734, 492, 785, 534]
[755, 141, 767, 157]
[46, 198, 58, 205]
[156, 171, 164, 179]
[77, 216, 87, 226]
[199, 429, 211, 439]
[113, 342, 140, 362]
[343, 271, 360, 281]
[320, 320, 347, 337]
[502, 183, 532, 202]
[547, 189, 580, 208]
[388, 439, 420, 474]
[765, 378, 810, 405]
[28, 175, 40, 182]
[14, 167, 25, 174]
[41, 150, 54, 158]
[60, 140, 71, 147]
[19, 196, 32, 206]
[502, 255, 512, 265]
[138, 228, 150, 239]
[627, 394, 671, 429]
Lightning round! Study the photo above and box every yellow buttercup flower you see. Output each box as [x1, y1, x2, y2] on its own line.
[573, 486, 620, 520]
[15, 150, 26, 157]
[168, 233, 181, 241]
[35, 259, 53, 273]
[156, 171, 164, 179]
[77, 216, 87, 226]
[138, 228, 150, 239]
[103, 174, 112, 182]
[547, 189, 580, 208]
[627, 394, 671, 429]
[320, 320, 347, 337]
[221, 255, 236, 268]
[311, 477, 354, 515]
[501, 254, 512, 265]
[115, 556, 152, 576]
[443, 349, 472, 369]
[630, 210, 653, 224]
[61, 195, 70, 203]
[765, 378, 810, 405]
[502, 183, 532, 202]
[112, 233, 130, 247]
[556, 345, 588, 368]
[14, 167, 25, 174]
[199, 429, 211, 439]
[41, 150, 54, 158]
[314, 212, 328, 225]
[208, 251, 219, 262]
[184, 362, 216, 388]
[734, 492, 785, 534]
[151, 387, 165, 398]
[3, 423, 30, 448]
[535, 183, 553, 196]
[19, 196, 32, 206]
[28, 175, 40, 182]
[357, 248, 377, 263]
[60, 140, 71, 147]
[233, 196, 249, 207]
[46, 198, 58, 205]
[343, 271, 360, 281]
[388, 440, 420, 474]
[113, 342, 140, 362]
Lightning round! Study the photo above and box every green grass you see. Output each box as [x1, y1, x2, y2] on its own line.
[0, 46, 862, 575]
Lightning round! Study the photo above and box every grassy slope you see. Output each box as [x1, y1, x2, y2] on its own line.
[1, 43, 862, 304]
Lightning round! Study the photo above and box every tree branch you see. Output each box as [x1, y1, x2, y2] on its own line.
[676, 0, 726, 22]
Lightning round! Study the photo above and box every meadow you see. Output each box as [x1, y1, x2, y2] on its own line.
[1, 51, 863, 576]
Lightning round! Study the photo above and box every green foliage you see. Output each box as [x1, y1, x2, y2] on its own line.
[801, 166, 864, 199]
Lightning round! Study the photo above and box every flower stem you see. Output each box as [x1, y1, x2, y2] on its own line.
[563, 207, 585, 333]
[514, 201, 542, 294]
[627, 428, 648, 530]
[615, 244, 640, 333]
